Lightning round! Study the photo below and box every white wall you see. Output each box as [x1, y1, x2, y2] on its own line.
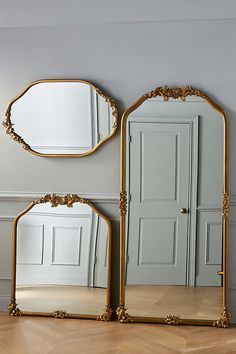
[0, 0, 236, 321]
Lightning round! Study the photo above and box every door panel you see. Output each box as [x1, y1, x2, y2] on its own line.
[141, 132, 178, 201]
[126, 122, 190, 285]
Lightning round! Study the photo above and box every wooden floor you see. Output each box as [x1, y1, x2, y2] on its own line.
[16, 285, 106, 315]
[126, 285, 222, 320]
[0, 313, 236, 354]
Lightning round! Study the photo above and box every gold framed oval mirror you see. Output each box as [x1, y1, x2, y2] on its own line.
[118, 86, 231, 327]
[9, 193, 112, 321]
[3, 79, 118, 157]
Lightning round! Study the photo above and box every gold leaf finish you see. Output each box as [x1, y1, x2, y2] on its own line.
[222, 192, 230, 219]
[165, 315, 181, 325]
[8, 300, 22, 316]
[116, 305, 133, 323]
[97, 305, 113, 322]
[213, 309, 231, 328]
[119, 191, 127, 216]
[52, 310, 68, 319]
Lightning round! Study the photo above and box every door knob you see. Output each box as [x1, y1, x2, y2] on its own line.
[181, 208, 188, 214]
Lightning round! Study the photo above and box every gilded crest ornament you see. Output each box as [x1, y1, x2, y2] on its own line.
[34, 193, 89, 208]
[143, 85, 206, 102]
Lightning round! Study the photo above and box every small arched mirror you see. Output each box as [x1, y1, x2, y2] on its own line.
[3, 80, 118, 157]
[118, 86, 230, 327]
[9, 194, 112, 321]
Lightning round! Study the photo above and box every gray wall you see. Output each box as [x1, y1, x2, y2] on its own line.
[0, 0, 236, 321]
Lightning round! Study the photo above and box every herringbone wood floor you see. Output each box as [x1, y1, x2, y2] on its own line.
[0, 313, 236, 354]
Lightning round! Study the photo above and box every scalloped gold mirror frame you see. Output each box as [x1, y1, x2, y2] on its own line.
[9, 193, 112, 321]
[118, 86, 231, 328]
[3, 79, 119, 157]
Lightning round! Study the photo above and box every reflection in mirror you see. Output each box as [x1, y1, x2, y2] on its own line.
[3, 80, 118, 157]
[118, 87, 230, 327]
[9, 194, 112, 320]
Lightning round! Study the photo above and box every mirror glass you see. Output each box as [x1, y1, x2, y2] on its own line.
[15, 200, 110, 318]
[124, 93, 224, 322]
[4, 80, 118, 156]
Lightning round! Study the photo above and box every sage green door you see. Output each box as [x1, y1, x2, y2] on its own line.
[126, 122, 191, 285]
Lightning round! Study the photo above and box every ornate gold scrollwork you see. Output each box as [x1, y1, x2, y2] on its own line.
[222, 192, 230, 219]
[34, 193, 89, 208]
[52, 310, 68, 319]
[8, 300, 22, 316]
[96, 88, 119, 130]
[213, 309, 231, 328]
[97, 305, 113, 321]
[165, 315, 181, 325]
[3, 108, 31, 151]
[116, 305, 133, 323]
[143, 85, 206, 102]
[119, 191, 127, 216]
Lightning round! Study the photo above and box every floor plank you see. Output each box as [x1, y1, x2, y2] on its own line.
[0, 313, 235, 354]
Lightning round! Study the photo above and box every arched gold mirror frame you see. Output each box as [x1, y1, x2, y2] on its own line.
[117, 86, 231, 327]
[9, 193, 112, 321]
[2, 79, 119, 157]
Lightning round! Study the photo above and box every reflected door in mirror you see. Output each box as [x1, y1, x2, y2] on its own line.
[120, 89, 227, 326]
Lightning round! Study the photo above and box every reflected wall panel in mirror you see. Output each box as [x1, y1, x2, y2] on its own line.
[3, 80, 118, 157]
[9, 194, 112, 321]
[118, 87, 230, 327]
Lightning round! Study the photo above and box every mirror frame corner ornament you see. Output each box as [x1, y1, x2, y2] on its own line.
[2, 79, 119, 158]
[118, 85, 231, 328]
[9, 193, 113, 322]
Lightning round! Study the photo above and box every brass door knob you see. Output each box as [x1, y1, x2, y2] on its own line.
[181, 208, 188, 214]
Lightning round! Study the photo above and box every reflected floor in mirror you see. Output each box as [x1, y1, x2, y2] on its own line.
[16, 285, 106, 314]
[126, 285, 222, 320]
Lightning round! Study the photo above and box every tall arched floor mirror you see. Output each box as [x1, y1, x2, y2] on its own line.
[117, 86, 231, 327]
[9, 194, 112, 321]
